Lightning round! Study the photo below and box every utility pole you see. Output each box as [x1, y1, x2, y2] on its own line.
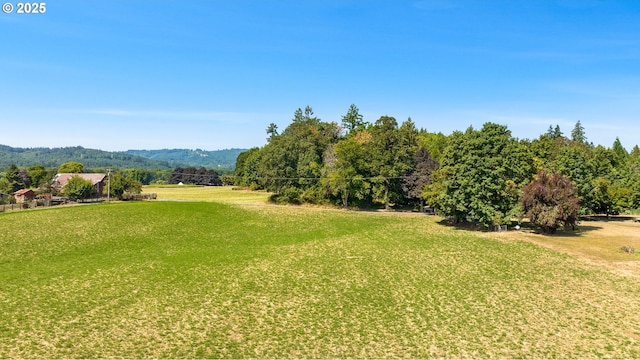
[107, 168, 111, 202]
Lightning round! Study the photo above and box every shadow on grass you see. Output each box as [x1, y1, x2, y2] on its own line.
[580, 215, 640, 222]
[545, 224, 602, 237]
[436, 217, 603, 236]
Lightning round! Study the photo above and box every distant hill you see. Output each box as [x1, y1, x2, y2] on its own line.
[0, 145, 247, 170]
[125, 148, 247, 169]
[0, 145, 172, 169]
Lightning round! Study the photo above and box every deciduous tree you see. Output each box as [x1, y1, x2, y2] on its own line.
[58, 162, 84, 174]
[520, 171, 579, 234]
[325, 135, 371, 207]
[258, 106, 340, 202]
[402, 147, 438, 211]
[437, 123, 534, 226]
[234, 148, 262, 188]
[27, 164, 48, 189]
[109, 172, 143, 199]
[63, 175, 94, 200]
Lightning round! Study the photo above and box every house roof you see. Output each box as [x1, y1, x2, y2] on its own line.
[14, 189, 34, 195]
[54, 173, 106, 186]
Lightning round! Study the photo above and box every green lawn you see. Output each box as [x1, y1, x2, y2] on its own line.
[1, 198, 640, 358]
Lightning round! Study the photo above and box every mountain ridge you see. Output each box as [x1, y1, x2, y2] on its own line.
[0, 145, 247, 170]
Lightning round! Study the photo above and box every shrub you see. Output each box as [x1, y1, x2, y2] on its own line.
[620, 245, 636, 254]
[270, 187, 301, 204]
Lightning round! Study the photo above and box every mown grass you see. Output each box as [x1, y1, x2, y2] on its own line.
[1, 199, 640, 358]
[145, 185, 271, 204]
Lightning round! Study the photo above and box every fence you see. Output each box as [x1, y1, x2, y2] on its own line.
[120, 193, 157, 201]
[0, 193, 157, 213]
[0, 200, 57, 213]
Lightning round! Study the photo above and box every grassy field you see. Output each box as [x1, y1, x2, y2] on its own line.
[1, 188, 640, 358]
[145, 185, 272, 204]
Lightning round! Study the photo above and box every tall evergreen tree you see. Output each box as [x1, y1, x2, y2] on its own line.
[611, 137, 629, 170]
[553, 125, 563, 139]
[266, 123, 279, 141]
[589, 145, 614, 179]
[5, 164, 22, 192]
[630, 145, 640, 175]
[549, 144, 594, 212]
[341, 104, 365, 133]
[546, 125, 554, 138]
[571, 120, 587, 143]
[545, 124, 563, 139]
[367, 116, 418, 210]
[629, 145, 640, 209]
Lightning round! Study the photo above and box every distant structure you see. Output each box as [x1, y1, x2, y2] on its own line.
[13, 189, 35, 203]
[52, 173, 107, 196]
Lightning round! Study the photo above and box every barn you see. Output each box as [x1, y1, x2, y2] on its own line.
[13, 189, 36, 203]
[52, 173, 107, 196]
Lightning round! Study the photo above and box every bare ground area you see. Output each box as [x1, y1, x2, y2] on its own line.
[496, 216, 640, 279]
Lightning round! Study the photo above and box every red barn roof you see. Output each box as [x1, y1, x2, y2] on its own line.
[53, 173, 106, 186]
[14, 189, 34, 196]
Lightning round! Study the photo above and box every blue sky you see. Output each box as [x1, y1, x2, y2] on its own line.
[2, 0, 639, 151]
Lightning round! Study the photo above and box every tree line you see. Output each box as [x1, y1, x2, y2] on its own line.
[235, 105, 640, 232]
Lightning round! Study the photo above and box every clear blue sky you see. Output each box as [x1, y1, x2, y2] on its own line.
[2, 0, 639, 151]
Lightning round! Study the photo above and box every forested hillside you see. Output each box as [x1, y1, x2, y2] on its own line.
[125, 148, 246, 169]
[0, 145, 171, 169]
[0, 145, 246, 170]
[236, 105, 640, 230]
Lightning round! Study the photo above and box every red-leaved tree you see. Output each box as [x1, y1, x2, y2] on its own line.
[520, 170, 580, 234]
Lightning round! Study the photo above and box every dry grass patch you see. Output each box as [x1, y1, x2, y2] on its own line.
[145, 185, 271, 204]
[499, 217, 640, 278]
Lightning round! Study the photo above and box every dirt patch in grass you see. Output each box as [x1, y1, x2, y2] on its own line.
[497, 217, 640, 279]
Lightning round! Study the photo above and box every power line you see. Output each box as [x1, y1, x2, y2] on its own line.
[170, 173, 431, 181]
